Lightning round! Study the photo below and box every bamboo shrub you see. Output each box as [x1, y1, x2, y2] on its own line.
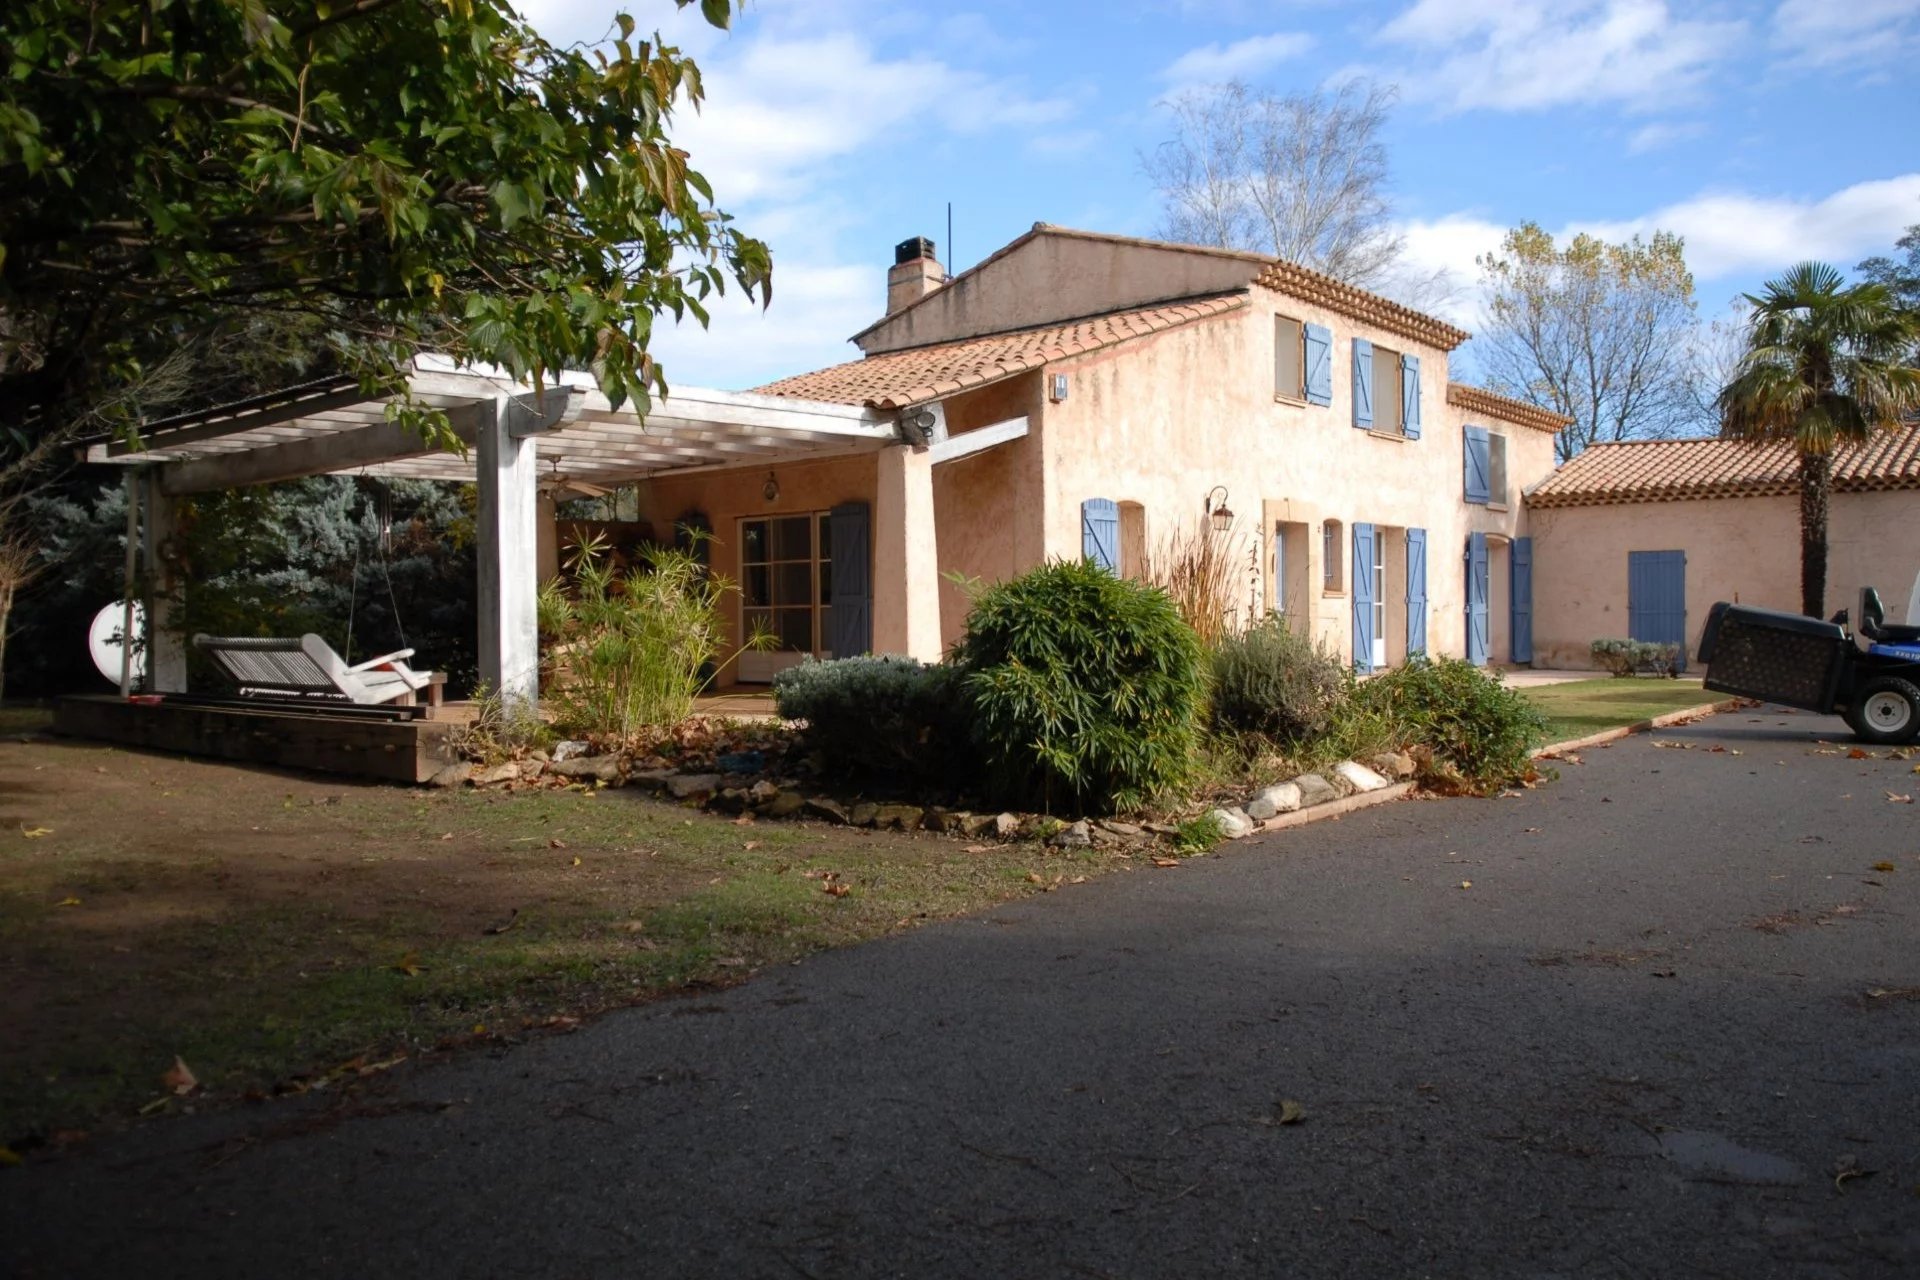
[536, 531, 771, 738]
[1141, 517, 1255, 647]
[0, 533, 37, 694]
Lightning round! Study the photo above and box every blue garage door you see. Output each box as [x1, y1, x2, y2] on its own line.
[1627, 550, 1687, 672]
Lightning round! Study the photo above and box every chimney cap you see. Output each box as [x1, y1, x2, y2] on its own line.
[894, 236, 938, 266]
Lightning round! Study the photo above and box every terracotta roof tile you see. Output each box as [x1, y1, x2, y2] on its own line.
[754, 293, 1249, 409]
[1526, 426, 1920, 509]
[1447, 384, 1573, 434]
[1254, 260, 1470, 353]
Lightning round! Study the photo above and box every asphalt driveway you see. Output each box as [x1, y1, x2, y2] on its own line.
[5, 709, 1919, 1278]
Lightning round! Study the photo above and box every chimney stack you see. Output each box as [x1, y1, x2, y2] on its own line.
[887, 236, 944, 315]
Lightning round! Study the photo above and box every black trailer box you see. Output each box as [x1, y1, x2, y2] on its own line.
[1699, 602, 1849, 711]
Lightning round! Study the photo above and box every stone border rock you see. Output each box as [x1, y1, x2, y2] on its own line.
[435, 740, 1422, 853]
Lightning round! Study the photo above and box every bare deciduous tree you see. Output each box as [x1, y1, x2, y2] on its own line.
[1476, 223, 1701, 463]
[1143, 79, 1411, 293]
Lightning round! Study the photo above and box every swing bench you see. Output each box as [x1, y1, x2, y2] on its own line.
[193, 634, 445, 714]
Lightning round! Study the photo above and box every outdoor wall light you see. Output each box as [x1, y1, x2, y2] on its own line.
[1205, 485, 1234, 532]
[763, 471, 780, 503]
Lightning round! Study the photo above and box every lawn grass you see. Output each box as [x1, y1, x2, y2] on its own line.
[0, 736, 1127, 1143]
[1520, 677, 1723, 746]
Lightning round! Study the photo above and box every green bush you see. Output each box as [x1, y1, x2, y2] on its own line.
[951, 560, 1206, 815]
[772, 655, 968, 786]
[1209, 617, 1348, 743]
[1591, 638, 1681, 678]
[537, 533, 768, 738]
[1354, 657, 1545, 792]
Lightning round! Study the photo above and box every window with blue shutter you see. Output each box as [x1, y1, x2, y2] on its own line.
[1405, 528, 1428, 657]
[1464, 426, 1491, 505]
[1351, 522, 1376, 674]
[1510, 536, 1533, 664]
[1401, 354, 1422, 440]
[1464, 532, 1490, 665]
[1303, 323, 1332, 407]
[1081, 498, 1119, 571]
[828, 502, 872, 659]
[1351, 338, 1374, 430]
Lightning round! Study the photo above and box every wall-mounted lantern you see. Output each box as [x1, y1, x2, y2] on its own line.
[1205, 485, 1234, 533]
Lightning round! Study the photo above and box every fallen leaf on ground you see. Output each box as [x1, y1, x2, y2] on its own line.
[162, 1056, 198, 1096]
[1459, 880, 1473, 889]
[1277, 1099, 1306, 1125]
[0, 1146, 21, 1167]
[548, 838, 568, 850]
[1872, 861, 1897, 873]
[569, 855, 581, 867]
[963, 844, 991, 854]
[1865, 986, 1920, 1001]
[55, 896, 80, 907]
[1849, 748, 1872, 760]
[483, 908, 520, 935]
[439, 832, 453, 841]
[742, 840, 760, 851]
[1025, 872, 1044, 884]
[823, 881, 850, 897]
[19, 825, 51, 838]
[392, 952, 423, 977]
[1152, 857, 1180, 868]
[1887, 793, 1914, 805]
[1833, 1154, 1876, 1193]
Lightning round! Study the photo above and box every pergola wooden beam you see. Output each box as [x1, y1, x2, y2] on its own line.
[158, 406, 484, 496]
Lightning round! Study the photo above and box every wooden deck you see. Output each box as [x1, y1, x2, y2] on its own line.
[55, 694, 461, 785]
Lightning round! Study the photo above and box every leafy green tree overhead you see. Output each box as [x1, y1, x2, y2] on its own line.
[1716, 262, 1920, 618]
[0, 0, 767, 448]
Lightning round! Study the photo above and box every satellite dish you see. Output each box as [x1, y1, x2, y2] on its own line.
[88, 601, 146, 686]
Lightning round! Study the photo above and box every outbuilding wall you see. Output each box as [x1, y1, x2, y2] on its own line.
[1528, 489, 1920, 668]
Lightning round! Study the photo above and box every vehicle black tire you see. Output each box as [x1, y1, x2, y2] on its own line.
[1845, 676, 1920, 745]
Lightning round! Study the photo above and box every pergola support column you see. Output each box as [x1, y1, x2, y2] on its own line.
[872, 444, 942, 661]
[139, 469, 187, 693]
[476, 395, 541, 705]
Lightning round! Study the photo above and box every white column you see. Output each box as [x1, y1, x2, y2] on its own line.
[872, 443, 942, 661]
[139, 470, 187, 693]
[476, 395, 541, 705]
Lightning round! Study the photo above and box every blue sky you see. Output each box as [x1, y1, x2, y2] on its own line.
[521, 0, 1920, 389]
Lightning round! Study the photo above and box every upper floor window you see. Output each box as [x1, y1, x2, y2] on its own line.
[1488, 431, 1509, 507]
[1372, 343, 1405, 435]
[1322, 519, 1344, 592]
[1274, 315, 1305, 402]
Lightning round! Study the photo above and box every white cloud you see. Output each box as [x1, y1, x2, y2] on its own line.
[1570, 174, 1920, 278]
[1378, 0, 1747, 114]
[1159, 32, 1316, 87]
[1626, 121, 1707, 154]
[1392, 175, 1920, 336]
[1771, 0, 1920, 69]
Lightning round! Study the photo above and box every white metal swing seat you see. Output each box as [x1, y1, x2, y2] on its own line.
[193, 634, 442, 708]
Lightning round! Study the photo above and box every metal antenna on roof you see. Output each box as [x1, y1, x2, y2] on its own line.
[946, 202, 953, 280]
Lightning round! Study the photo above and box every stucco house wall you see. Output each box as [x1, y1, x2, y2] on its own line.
[1039, 287, 1557, 667]
[1530, 489, 1920, 668]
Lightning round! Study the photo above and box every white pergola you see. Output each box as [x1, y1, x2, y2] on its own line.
[88, 361, 916, 703]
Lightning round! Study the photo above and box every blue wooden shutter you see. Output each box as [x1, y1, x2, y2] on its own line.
[1464, 426, 1491, 505]
[828, 502, 871, 659]
[1465, 532, 1490, 665]
[1627, 550, 1688, 672]
[1351, 522, 1376, 674]
[1351, 338, 1374, 430]
[1081, 498, 1118, 571]
[1510, 536, 1534, 664]
[1405, 528, 1428, 658]
[1401, 354, 1422, 440]
[1304, 324, 1332, 407]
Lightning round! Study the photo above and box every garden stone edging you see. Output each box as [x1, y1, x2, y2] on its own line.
[451, 740, 1424, 848]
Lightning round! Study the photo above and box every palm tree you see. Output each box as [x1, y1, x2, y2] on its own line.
[1717, 262, 1920, 618]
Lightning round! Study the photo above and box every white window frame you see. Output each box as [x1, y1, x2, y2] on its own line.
[1274, 314, 1306, 403]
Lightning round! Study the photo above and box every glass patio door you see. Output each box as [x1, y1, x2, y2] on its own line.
[737, 513, 832, 682]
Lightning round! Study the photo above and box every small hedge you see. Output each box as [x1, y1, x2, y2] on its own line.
[1591, 638, 1682, 678]
[772, 655, 967, 786]
[1210, 617, 1347, 744]
[952, 560, 1205, 815]
[1353, 657, 1545, 792]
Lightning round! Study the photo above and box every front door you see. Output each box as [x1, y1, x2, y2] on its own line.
[1627, 550, 1688, 672]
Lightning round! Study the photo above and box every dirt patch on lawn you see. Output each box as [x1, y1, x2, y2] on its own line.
[0, 734, 1108, 1142]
